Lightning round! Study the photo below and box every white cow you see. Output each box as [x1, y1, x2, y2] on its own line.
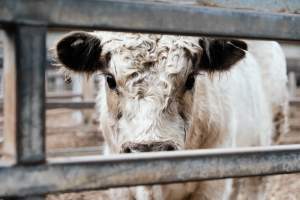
[54, 31, 288, 200]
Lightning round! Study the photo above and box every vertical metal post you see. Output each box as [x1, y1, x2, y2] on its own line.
[3, 25, 46, 199]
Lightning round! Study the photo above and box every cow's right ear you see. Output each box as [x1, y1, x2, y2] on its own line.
[56, 31, 104, 73]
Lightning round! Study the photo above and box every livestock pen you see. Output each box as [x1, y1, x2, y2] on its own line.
[0, 0, 300, 200]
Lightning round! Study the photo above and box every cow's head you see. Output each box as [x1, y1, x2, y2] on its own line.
[55, 31, 247, 153]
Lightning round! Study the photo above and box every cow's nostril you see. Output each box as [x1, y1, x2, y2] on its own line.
[121, 142, 147, 153]
[150, 141, 177, 152]
[121, 142, 134, 153]
[123, 146, 132, 153]
[164, 143, 176, 151]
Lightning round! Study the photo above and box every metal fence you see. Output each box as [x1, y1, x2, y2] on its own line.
[0, 0, 300, 199]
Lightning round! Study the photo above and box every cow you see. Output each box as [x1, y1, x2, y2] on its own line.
[54, 31, 288, 200]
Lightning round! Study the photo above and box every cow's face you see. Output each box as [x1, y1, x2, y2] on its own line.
[56, 31, 247, 153]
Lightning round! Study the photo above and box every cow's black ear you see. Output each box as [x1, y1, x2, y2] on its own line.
[198, 39, 247, 72]
[56, 31, 104, 73]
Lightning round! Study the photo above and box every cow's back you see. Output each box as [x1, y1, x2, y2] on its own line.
[192, 50, 273, 149]
[247, 41, 287, 107]
[247, 41, 288, 143]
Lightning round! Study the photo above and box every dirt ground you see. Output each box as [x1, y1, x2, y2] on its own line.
[0, 101, 299, 200]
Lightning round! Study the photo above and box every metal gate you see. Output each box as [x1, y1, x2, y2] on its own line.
[0, 0, 300, 199]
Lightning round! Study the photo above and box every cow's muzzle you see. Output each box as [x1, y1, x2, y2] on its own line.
[120, 140, 178, 153]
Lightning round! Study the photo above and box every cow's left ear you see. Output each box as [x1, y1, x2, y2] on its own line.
[198, 39, 247, 72]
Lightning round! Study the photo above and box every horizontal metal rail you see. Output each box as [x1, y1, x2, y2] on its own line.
[46, 100, 95, 110]
[0, 101, 95, 112]
[154, 0, 300, 13]
[44, 93, 83, 100]
[289, 98, 300, 106]
[0, 0, 299, 40]
[0, 93, 83, 101]
[0, 145, 300, 197]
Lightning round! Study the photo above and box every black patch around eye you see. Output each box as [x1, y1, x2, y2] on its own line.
[185, 74, 195, 90]
[106, 75, 117, 89]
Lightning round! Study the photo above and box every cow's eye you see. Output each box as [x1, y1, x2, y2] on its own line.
[106, 74, 117, 89]
[185, 74, 195, 90]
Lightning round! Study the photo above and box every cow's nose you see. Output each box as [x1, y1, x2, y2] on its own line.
[121, 141, 177, 153]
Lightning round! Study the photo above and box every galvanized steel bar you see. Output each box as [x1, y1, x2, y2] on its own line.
[2, 25, 46, 164]
[0, 145, 300, 197]
[290, 98, 300, 107]
[156, 0, 300, 13]
[16, 25, 46, 164]
[46, 100, 95, 110]
[2, 25, 47, 200]
[0, 101, 95, 112]
[0, 0, 299, 40]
